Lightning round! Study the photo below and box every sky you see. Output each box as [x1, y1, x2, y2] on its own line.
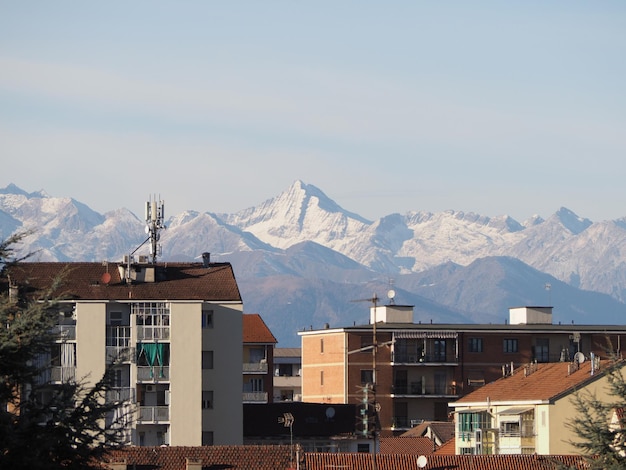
[1, 2, 625, 223]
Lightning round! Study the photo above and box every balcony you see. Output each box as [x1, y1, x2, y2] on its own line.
[50, 366, 76, 383]
[137, 326, 170, 341]
[106, 346, 136, 363]
[243, 392, 268, 403]
[391, 382, 458, 397]
[243, 362, 269, 374]
[138, 405, 169, 423]
[137, 366, 170, 382]
[51, 325, 76, 341]
[106, 387, 136, 403]
[392, 353, 458, 365]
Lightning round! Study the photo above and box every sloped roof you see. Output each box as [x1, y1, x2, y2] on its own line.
[104, 445, 293, 470]
[243, 314, 277, 344]
[433, 439, 455, 455]
[453, 359, 616, 405]
[304, 453, 592, 470]
[274, 348, 301, 358]
[4, 262, 242, 302]
[401, 421, 455, 444]
[379, 436, 435, 455]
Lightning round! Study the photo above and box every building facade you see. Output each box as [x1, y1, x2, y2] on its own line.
[243, 313, 277, 404]
[299, 303, 626, 436]
[6, 259, 244, 447]
[273, 348, 302, 403]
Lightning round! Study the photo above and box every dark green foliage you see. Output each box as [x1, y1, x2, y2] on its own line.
[0, 232, 132, 469]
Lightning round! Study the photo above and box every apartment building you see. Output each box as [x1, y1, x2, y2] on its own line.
[273, 348, 302, 402]
[299, 302, 626, 436]
[243, 313, 277, 404]
[451, 358, 622, 455]
[5, 258, 244, 447]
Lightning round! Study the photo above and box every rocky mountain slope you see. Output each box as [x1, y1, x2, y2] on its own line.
[2, 181, 625, 346]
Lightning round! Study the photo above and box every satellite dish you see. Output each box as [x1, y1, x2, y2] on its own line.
[101, 272, 111, 285]
[574, 352, 585, 364]
[417, 455, 428, 468]
[325, 407, 335, 418]
[387, 289, 396, 300]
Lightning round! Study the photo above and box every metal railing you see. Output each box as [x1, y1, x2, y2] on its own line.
[51, 325, 76, 340]
[137, 366, 170, 381]
[106, 387, 136, 403]
[106, 346, 136, 363]
[137, 326, 170, 341]
[242, 392, 268, 403]
[392, 382, 458, 396]
[138, 405, 169, 422]
[243, 362, 269, 373]
[50, 366, 76, 383]
[392, 353, 458, 364]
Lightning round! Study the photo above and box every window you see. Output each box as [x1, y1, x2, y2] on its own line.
[434, 339, 447, 361]
[109, 311, 123, 326]
[202, 391, 214, 409]
[320, 370, 324, 386]
[361, 335, 373, 349]
[202, 431, 214, 446]
[202, 351, 214, 369]
[320, 338, 324, 353]
[357, 443, 370, 453]
[202, 310, 214, 328]
[360, 369, 373, 385]
[134, 302, 170, 340]
[503, 338, 518, 353]
[468, 338, 483, 353]
[534, 338, 549, 362]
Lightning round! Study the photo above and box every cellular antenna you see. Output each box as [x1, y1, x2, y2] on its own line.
[145, 195, 166, 264]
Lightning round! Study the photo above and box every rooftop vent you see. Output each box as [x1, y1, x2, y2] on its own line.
[202, 252, 211, 268]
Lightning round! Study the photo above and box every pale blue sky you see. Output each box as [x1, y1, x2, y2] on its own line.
[1, 1, 625, 222]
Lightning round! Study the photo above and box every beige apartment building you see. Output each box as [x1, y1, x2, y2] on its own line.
[5, 258, 244, 447]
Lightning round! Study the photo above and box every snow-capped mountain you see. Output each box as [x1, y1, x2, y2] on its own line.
[2, 181, 626, 346]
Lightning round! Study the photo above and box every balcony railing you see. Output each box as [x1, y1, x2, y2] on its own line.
[137, 366, 170, 382]
[106, 387, 136, 404]
[242, 392, 268, 403]
[106, 346, 136, 363]
[50, 366, 76, 383]
[138, 405, 169, 423]
[137, 326, 170, 341]
[392, 382, 458, 396]
[392, 353, 458, 364]
[51, 325, 76, 341]
[243, 362, 269, 374]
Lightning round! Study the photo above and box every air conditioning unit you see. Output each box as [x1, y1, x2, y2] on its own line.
[146, 385, 156, 393]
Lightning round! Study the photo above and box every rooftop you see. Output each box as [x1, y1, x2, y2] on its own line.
[243, 313, 278, 344]
[4, 261, 242, 302]
[453, 359, 618, 405]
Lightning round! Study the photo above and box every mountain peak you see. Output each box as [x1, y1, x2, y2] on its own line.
[554, 207, 592, 234]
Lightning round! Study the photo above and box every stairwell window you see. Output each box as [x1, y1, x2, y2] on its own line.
[202, 310, 214, 329]
[202, 391, 214, 409]
[202, 351, 214, 369]
[504, 338, 518, 353]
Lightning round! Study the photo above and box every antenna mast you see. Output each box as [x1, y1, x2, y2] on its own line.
[145, 195, 166, 264]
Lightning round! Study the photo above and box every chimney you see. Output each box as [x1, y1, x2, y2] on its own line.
[202, 252, 211, 268]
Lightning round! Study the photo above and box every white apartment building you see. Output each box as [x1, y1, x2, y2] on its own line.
[6, 258, 244, 447]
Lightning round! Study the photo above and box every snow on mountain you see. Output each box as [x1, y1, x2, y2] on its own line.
[223, 180, 371, 251]
[2, 181, 626, 346]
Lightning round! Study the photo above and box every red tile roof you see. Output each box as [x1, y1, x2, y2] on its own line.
[454, 359, 616, 404]
[304, 453, 592, 469]
[379, 436, 435, 455]
[104, 445, 294, 470]
[243, 313, 278, 344]
[5, 262, 242, 302]
[433, 439, 455, 455]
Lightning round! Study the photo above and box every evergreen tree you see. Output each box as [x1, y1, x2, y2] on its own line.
[0, 232, 132, 469]
[566, 347, 626, 470]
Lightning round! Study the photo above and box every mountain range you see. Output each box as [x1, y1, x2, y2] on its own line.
[2, 181, 626, 347]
